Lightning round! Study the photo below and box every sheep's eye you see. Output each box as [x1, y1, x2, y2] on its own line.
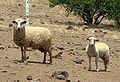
[89, 39, 92, 41]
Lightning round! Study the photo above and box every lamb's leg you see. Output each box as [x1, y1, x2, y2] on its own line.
[21, 46, 24, 62]
[88, 56, 91, 71]
[43, 52, 46, 63]
[49, 52, 52, 64]
[104, 55, 109, 71]
[95, 55, 99, 72]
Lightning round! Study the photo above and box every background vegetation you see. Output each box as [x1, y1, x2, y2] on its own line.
[49, 0, 120, 27]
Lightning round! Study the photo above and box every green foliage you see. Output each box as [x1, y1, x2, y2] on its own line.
[49, 0, 120, 26]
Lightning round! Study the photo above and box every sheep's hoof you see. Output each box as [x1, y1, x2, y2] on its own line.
[42, 61, 46, 64]
[96, 69, 99, 72]
[24, 61, 28, 65]
[88, 68, 91, 71]
[21, 59, 25, 62]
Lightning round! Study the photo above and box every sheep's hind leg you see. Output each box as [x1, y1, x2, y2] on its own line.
[43, 52, 46, 64]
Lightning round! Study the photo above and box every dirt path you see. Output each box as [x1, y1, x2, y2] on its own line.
[0, 0, 120, 82]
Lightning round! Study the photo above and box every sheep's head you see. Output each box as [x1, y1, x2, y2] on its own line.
[87, 37, 99, 46]
[12, 18, 26, 30]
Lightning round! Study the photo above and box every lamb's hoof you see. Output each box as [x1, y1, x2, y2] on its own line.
[96, 69, 99, 72]
[105, 69, 109, 72]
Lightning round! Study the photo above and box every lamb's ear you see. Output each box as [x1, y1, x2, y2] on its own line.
[22, 20, 26, 24]
[12, 21, 17, 24]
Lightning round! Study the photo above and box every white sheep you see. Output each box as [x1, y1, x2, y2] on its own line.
[12, 18, 52, 64]
[85, 37, 110, 72]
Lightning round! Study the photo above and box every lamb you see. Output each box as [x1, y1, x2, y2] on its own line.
[85, 37, 110, 72]
[12, 18, 52, 64]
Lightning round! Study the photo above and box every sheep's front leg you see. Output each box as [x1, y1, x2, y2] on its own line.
[95, 54, 99, 72]
[88, 56, 91, 71]
[23, 47, 27, 61]
[21, 46, 24, 62]
[43, 52, 46, 63]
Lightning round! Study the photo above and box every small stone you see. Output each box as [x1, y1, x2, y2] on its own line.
[92, 29, 103, 33]
[26, 48, 33, 51]
[0, 45, 5, 50]
[9, 24, 13, 27]
[4, 65, 10, 68]
[18, 3, 23, 6]
[45, 15, 49, 17]
[81, 48, 86, 50]
[13, 46, 19, 49]
[103, 32, 107, 34]
[52, 70, 69, 80]
[41, 21, 45, 24]
[66, 25, 74, 30]
[56, 75, 65, 80]
[5, 56, 9, 59]
[8, 43, 14, 48]
[52, 52, 63, 59]
[73, 58, 84, 64]
[78, 80, 81, 82]
[56, 46, 64, 50]
[36, 78, 41, 82]
[32, 5, 36, 7]
[82, 27, 88, 31]
[10, 73, 16, 75]
[0, 18, 5, 21]
[83, 67, 86, 69]
[67, 42, 70, 44]
[66, 79, 71, 82]
[2, 71, 7, 73]
[8, 43, 19, 49]
[27, 76, 33, 80]
[13, 60, 18, 64]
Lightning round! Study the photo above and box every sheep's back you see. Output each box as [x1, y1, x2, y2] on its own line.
[24, 26, 52, 49]
[95, 42, 109, 57]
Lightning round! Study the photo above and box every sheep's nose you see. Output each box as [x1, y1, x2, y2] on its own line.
[18, 27, 20, 30]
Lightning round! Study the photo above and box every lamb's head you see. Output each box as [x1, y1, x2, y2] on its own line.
[87, 37, 99, 46]
[12, 18, 26, 30]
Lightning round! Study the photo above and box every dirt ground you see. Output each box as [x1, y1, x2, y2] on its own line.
[0, 0, 120, 82]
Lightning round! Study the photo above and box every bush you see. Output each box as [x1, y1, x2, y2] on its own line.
[49, 0, 120, 26]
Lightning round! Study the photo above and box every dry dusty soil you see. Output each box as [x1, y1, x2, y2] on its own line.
[0, 0, 120, 82]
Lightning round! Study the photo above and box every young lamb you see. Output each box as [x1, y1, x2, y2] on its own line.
[85, 37, 110, 72]
[12, 18, 52, 64]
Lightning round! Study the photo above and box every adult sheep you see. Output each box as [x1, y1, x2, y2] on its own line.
[12, 18, 52, 64]
[85, 37, 110, 72]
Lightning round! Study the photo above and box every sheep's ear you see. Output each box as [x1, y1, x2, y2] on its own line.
[22, 21, 26, 24]
[87, 38, 89, 40]
[12, 21, 17, 24]
[95, 39, 99, 41]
